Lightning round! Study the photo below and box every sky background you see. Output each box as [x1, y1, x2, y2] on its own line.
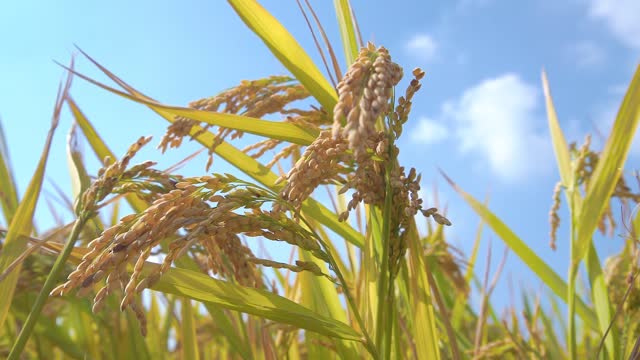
[1, 0, 639, 316]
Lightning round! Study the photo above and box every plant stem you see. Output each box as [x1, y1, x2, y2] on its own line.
[567, 184, 578, 360]
[567, 261, 578, 360]
[8, 215, 88, 359]
[375, 143, 395, 360]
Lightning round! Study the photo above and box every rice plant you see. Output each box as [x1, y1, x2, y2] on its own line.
[1, 1, 639, 359]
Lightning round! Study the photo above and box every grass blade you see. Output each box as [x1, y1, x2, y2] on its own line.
[541, 70, 572, 186]
[0, 72, 70, 330]
[441, 170, 599, 330]
[40, 242, 361, 354]
[148, 264, 364, 342]
[227, 0, 337, 112]
[407, 223, 441, 360]
[298, 251, 361, 359]
[59, 65, 318, 145]
[574, 63, 640, 261]
[0, 120, 19, 224]
[181, 298, 200, 360]
[66, 121, 91, 213]
[577, 64, 639, 357]
[587, 243, 619, 359]
[333, 0, 359, 66]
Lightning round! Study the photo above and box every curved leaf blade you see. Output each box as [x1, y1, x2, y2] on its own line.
[543, 70, 623, 358]
[575, 64, 640, 261]
[0, 120, 19, 224]
[541, 70, 572, 186]
[147, 265, 364, 342]
[440, 170, 599, 330]
[59, 66, 318, 145]
[227, 0, 337, 112]
[333, 0, 359, 66]
[0, 73, 70, 329]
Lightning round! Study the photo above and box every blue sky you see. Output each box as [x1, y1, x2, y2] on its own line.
[1, 0, 639, 315]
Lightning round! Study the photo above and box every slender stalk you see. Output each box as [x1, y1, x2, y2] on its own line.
[8, 215, 88, 359]
[567, 183, 578, 360]
[375, 138, 395, 359]
[567, 261, 578, 360]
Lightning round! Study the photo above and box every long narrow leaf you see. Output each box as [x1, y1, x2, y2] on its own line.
[41, 242, 357, 353]
[147, 264, 364, 342]
[59, 65, 318, 145]
[298, 252, 360, 359]
[66, 122, 92, 213]
[574, 63, 640, 261]
[406, 222, 441, 360]
[586, 242, 619, 359]
[576, 65, 640, 358]
[181, 298, 200, 360]
[0, 120, 19, 224]
[333, 0, 359, 66]
[541, 70, 572, 186]
[227, 0, 337, 112]
[543, 69, 625, 358]
[0, 72, 70, 329]
[441, 170, 599, 330]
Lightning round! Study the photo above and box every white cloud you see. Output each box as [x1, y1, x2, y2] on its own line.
[426, 74, 553, 182]
[569, 41, 606, 67]
[411, 117, 450, 144]
[406, 34, 438, 61]
[589, 0, 640, 49]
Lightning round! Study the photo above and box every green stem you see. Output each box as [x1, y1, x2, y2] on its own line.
[375, 148, 395, 360]
[8, 215, 88, 359]
[567, 185, 578, 360]
[568, 261, 578, 360]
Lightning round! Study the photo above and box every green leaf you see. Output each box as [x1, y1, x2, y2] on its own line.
[574, 63, 640, 262]
[227, 0, 337, 112]
[124, 308, 151, 360]
[406, 222, 441, 360]
[181, 298, 200, 360]
[0, 73, 70, 330]
[543, 69, 627, 358]
[333, 0, 359, 66]
[60, 66, 318, 145]
[586, 243, 619, 359]
[0, 120, 19, 224]
[541, 70, 572, 187]
[66, 121, 92, 214]
[172, 257, 253, 360]
[298, 252, 361, 359]
[147, 264, 364, 342]
[441, 170, 599, 330]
